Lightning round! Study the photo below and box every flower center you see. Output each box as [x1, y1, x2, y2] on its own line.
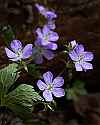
[44, 35, 49, 42]
[16, 49, 22, 57]
[78, 54, 84, 61]
[47, 84, 53, 91]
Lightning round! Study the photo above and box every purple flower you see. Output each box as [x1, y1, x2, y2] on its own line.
[5, 40, 33, 61]
[69, 44, 94, 71]
[35, 3, 57, 20]
[32, 41, 55, 64]
[37, 71, 65, 101]
[36, 25, 59, 50]
[70, 40, 77, 49]
[68, 40, 78, 53]
[46, 20, 56, 30]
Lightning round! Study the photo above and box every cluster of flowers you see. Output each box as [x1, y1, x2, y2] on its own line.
[4, 4, 94, 102]
[33, 3, 59, 64]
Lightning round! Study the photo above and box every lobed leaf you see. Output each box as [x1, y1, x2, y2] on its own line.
[0, 63, 19, 93]
[6, 84, 43, 119]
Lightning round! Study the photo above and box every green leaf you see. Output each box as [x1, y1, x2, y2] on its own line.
[0, 63, 19, 93]
[6, 84, 43, 119]
[66, 80, 87, 101]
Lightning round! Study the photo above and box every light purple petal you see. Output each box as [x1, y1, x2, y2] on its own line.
[10, 56, 22, 61]
[43, 50, 55, 60]
[10, 40, 22, 52]
[5, 48, 17, 59]
[22, 44, 33, 59]
[49, 31, 59, 42]
[75, 62, 83, 71]
[43, 90, 53, 102]
[36, 28, 43, 38]
[52, 77, 64, 88]
[37, 80, 47, 91]
[46, 11, 57, 19]
[45, 42, 58, 50]
[35, 4, 57, 20]
[36, 36, 49, 46]
[75, 44, 84, 54]
[70, 40, 77, 48]
[34, 54, 43, 64]
[69, 50, 79, 61]
[35, 37, 43, 46]
[43, 25, 50, 35]
[40, 40, 50, 46]
[83, 52, 94, 61]
[43, 71, 53, 84]
[81, 62, 93, 70]
[35, 3, 45, 14]
[52, 88, 65, 97]
[47, 21, 56, 30]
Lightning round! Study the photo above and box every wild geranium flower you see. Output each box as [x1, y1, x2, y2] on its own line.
[70, 40, 77, 49]
[36, 25, 59, 50]
[35, 3, 57, 20]
[68, 40, 78, 51]
[5, 40, 33, 61]
[69, 44, 94, 71]
[46, 20, 56, 30]
[37, 71, 65, 102]
[32, 41, 55, 64]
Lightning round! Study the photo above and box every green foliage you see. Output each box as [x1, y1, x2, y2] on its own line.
[0, 63, 19, 94]
[6, 84, 43, 119]
[66, 80, 87, 101]
[0, 63, 19, 106]
[0, 63, 43, 120]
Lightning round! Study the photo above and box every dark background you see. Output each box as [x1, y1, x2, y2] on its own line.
[0, 0, 100, 125]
